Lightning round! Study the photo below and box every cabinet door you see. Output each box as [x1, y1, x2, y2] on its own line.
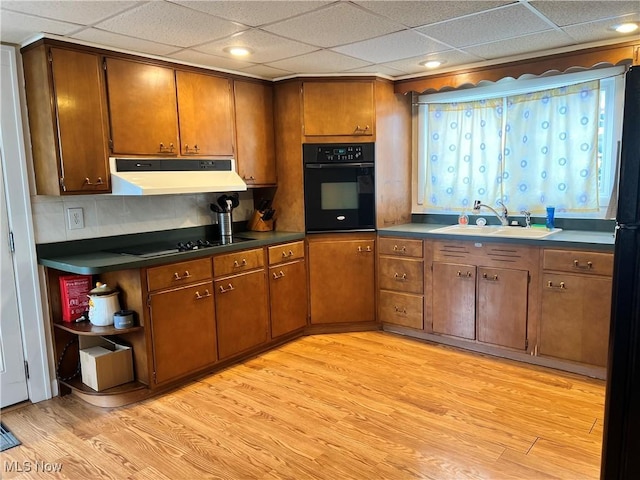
[215, 270, 269, 360]
[308, 239, 375, 324]
[303, 81, 374, 136]
[105, 58, 178, 155]
[432, 262, 476, 339]
[477, 267, 528, 350]
[540, 273, 611, 366]
[269, 260, 308, 338]
[234, 80, 276, 185]
[50, 48, 110, 193]
[176, 71, 234, 156]
[149, 281, 216, 385]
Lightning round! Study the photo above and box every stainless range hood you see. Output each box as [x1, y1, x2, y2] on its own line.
[109, 158, 247, 195]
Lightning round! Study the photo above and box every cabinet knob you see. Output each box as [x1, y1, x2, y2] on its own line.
[219, 283, 235, 293]
[456, 271, 473, 278]
[195, 289, 211, 299]
[546, 280, 566, 289]
[184, 144, 200, 154]
[482, 273, 499, 281]
[357, 245, 372, 253]
[393, 245, 407, 253]
[243, 175, 255, 182]
[393, 306, 407, 314]
[394, 272, 407, 280]
[173, 270, 191, 280]
[272, 270, 285, 280]
[83, 177, 104, 186]
[282, 250, 294, 258]
[233, 259, 248, 268]
[159, 142, 175, 153]
[573, 260, 593, 270]
[355, 125, 370, 134]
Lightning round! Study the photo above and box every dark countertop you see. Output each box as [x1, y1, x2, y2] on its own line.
[378, 223, 616, 252]
[37, 229, 306, 275]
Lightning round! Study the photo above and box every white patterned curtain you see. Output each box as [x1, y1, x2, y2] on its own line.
[504, 80, 600, 214]
[424, 99, 504, 211]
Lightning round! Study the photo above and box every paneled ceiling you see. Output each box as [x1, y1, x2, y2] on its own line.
[1, 1, 638, 80]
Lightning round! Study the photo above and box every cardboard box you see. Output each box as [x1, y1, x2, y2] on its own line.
[79, 337, 133, 391]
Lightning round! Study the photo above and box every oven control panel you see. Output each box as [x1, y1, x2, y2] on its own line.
[303, 143, 374, 164]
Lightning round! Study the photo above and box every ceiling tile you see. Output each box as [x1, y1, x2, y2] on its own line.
[353, 1, 514, 28]
[266, 49, 372, 74]
[333, 30, 449, 64]
[344, 64, 408, 78]
[72, 28, 180, 56]
[263, 2, 404, 48]
[381, 50, 483, 76]
[238, 64, 294, 79]
[562, 14, 640, 43]
[1, 1, 141, 25]
[168, 49, 255, 71]
[464, 30, 575, 60]
[416, 4, 553, 48]
[0, 10, 79, 44]
[173, 1, 331, 27]
[94, 2, 247, 48]
[531, 1, 640, 26]
[195, 29, 318, 63]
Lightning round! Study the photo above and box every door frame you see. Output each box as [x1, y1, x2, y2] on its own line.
[1, 44, 54, 404]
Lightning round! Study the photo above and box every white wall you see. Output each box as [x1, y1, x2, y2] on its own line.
[32, 191, 255, 244]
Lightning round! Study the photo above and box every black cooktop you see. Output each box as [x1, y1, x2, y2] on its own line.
[106, 237, 250, 258]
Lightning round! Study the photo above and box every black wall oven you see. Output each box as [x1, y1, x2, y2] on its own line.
[303, 143, 375, 233]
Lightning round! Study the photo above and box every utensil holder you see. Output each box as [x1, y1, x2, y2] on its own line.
[218, 211, 233, 240]
[248, 210, 274, 232]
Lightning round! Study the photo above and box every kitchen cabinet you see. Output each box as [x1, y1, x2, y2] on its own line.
[213, 249, 270, 359]
[22, 43, 110, 194]
[308, 234, 376, 325]
[431, 240, 535, 351]
[268, 241, 308, 338]
[234, 80, 277, 186]
[106, 57, 179, 155]
[378, 237, 424, 330]
[302, 80, 375, 137]
[147, 258, 217, 385]
[176, 70, 234, 157]
[539, 249, 613, 367]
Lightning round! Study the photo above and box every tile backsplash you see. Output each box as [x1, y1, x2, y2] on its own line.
[32, 191, 255, 244]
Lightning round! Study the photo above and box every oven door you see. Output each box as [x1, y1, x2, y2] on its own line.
[304, 163, 375, 232]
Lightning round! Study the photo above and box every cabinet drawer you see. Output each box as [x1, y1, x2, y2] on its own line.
[268, 241, 305, 265]
[214, 248, 264, 277]
[543, 249, 613, 276]
[378, 257, 424, 294]
[147, 258, 212, 292]
[379, 291, 423, 329]
[378, 237, 423, 258]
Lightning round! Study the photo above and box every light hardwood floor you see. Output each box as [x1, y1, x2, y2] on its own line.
[1, 332, 605, 479]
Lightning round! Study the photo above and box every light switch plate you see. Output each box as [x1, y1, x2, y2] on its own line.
[67, 207, 84, 230]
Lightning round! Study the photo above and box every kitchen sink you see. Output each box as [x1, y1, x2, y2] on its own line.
[430, 224, 561, 239]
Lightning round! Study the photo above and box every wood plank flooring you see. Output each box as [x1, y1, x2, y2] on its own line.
[0, 332, 605, 479]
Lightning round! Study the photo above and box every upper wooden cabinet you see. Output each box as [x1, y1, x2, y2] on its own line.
[22, 44, 111, 194]
[302, 81, 375, 137]
[105, 58, 179, 156]
[176, 71, 234, 157]
[106, 58, 236, 157]
[233, 80, 276, 186]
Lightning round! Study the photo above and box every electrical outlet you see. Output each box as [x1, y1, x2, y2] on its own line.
[67, 207, 84, 230]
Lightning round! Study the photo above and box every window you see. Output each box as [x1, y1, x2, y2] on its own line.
[415, 67, 626, 218]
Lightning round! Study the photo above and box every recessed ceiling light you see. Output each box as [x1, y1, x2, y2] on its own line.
[421, 60, 444, 69]
[612, 22, 638, 33]
[223, 46, 253, 57]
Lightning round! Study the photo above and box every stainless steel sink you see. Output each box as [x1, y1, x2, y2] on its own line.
[430, 224, 561, 239]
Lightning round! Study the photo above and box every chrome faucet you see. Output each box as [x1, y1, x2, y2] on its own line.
[521, 210, 532, 228]
[473, 200, 509, 226]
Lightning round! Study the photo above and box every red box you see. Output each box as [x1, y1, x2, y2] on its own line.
[59, 275, 92, 322]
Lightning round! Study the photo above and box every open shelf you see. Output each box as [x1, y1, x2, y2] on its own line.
[60, 377, 147, 396]
[54, 322, 143, 336]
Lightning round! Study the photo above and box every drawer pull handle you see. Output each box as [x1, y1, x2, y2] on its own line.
[233, 259, 248, 268]
[219, 283, 234, 293]
[282, 250, 294, 258]
[573, 260, 593, 270]
[394, 306, 407, 314]
[547, 281, 566, 289]
[272, 270, 285, 280]
[456, 271, 473, 278]
[84, 177, 104, 186]
[393, 245, 407, 253]
[394, 273, 407, 280]
[159, 142, 174, 153]
[482, 273, 499, 281]
[184, 144, 199, 154]
[173, 270, 191, 280]
[357, 245, 372, 253]
[195, 289, 211, 299]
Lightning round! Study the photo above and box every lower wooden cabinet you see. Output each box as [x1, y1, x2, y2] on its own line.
[308, 234, 375, 325]
[269, 260, 308, 338]
[148, 281, 216, 385]
[378, 291, 423, 329]
[432, 262, 476, 340]
[215, 270, 270, 360]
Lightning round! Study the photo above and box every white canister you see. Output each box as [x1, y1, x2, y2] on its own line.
[88, 283, 120, 326]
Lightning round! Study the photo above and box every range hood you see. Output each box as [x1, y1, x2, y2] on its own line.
[109, 158, 247, 195]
